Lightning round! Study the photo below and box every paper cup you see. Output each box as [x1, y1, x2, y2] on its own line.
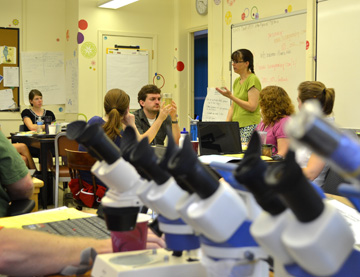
[111, 213, 150, 252]
[48, 125, 56, 135]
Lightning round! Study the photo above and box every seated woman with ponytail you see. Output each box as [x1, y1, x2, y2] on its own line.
[295, 81, 335, 187]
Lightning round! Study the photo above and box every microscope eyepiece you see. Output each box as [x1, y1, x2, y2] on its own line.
[265, 151, 324, 222]
[168, 135, 219, 199]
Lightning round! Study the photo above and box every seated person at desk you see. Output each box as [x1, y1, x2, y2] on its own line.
[255, 86, 294, 158]
[0, 132, 165, 276]
[134, 84, 180, 145]
[21, 89, 56, 132]
[295, 81, 335, 187]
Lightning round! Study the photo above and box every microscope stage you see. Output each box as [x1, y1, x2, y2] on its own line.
[92, 248, 207, 277]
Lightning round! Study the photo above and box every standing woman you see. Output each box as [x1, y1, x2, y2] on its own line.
[21, 89, 56, 132]
[216, 49, 261, 143]
[295, 81, 335, 187]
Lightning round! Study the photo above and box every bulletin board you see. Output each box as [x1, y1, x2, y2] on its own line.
[0, 27, 19, 111]
[106, 48, 149, 110]
[231, 10, 307, 106]
[317, 0, 360, 128]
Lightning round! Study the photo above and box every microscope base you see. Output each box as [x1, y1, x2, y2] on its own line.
[92, 248, 207, 277]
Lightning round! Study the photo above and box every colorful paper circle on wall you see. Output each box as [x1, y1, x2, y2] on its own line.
[227, 0, 235, 6]
[177, 61, 185, 71]
[81, 42, 97, 59]
[225, 11, 232, 25]
[78, 19, 88, 30]
[66, 30, 70, 41]
[306, 40, 310, 50]
[12, 19, 19, 26]
[77, 32, 84, 44]
[251, 6, 258, 19]
[59, 107, 63, 112]
[56, 38, 60, 42]
[153, 73, 165, 89]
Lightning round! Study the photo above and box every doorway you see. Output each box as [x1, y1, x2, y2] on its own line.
[193, 30, 208, 120]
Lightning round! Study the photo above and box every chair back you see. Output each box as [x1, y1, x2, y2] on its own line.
[53, 132, 79, 207]
[65, 149, 99, 209]
[323, 168, 350, 196]
[66, 149, 97, 174]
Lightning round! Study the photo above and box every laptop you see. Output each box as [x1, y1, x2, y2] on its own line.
[198, 122, 242, 155]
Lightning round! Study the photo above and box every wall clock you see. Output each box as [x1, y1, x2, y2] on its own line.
[196, 0, 208, 15]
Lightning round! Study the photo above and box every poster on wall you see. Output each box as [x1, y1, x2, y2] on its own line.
[21, 52, 65, 105]
[202, 88, 230, 121]
[106, 48, 149, 110]
[0, 46, 17, 64]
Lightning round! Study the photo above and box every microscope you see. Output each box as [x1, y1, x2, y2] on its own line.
[67, 122, 205, 277]
[165, 135, 269, 276]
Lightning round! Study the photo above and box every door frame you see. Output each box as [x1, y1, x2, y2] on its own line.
[97, 30, 158, 116]
[186, 25, 207, 124]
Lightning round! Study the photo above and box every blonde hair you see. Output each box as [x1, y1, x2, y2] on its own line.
[298, 81, 335, 115]
[102, 89, 130, 141]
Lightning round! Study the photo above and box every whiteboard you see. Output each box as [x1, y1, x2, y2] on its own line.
[317, 0, 360, 128]
[21, 52, 66, 105]
[106, 49, 149, 110]
[231, 11, 306, 106]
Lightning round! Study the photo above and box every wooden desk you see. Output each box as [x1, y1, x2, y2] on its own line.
[31, 177, 44, 212]
[11, 133, 55, 209]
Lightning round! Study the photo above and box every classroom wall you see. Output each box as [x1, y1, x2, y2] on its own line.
[0, 0, 319, 137]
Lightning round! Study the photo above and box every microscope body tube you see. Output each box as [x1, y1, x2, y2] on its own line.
[146, 176, 188, 220]
[250, 210, 295, 266]
[282, 202, 354, 276]
[175, 193, 202, 233]
[187, 179, 248, 243]
[93, 157, 143, 208]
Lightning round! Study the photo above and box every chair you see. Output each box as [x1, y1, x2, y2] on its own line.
[51, 132, 79, 207]
[19, 124, 25, 131]
[323, 168, 350, 196]
[65, 149, 99, 210]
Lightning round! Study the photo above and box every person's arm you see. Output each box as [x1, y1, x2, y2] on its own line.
[0, 228, 112, 276]
[23, 117, 38, 132]
[122, 109, 141, 140]
[169, 100, 180, 144]
[226, 102, 234, 121]
[140, 103, 172, 144]
[302, 153, 326, 181]
[276, 138, 290, 157]
[0, 227, 165, 276]
[216, 86, 260, 112]
[5, 173, 34, 200]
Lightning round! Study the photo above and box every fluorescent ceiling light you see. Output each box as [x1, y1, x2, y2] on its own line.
[98, 0, 138, 9]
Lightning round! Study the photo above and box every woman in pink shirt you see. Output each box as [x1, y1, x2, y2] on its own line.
[256, 86, 295, 158]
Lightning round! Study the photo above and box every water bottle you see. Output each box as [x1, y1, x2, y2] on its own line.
[190, 116, 199, 141]
[179, 128, 189, 148]
[36, 117, 43, 133]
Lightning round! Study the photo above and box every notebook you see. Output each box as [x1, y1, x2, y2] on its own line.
[198, 122, 242, 155]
